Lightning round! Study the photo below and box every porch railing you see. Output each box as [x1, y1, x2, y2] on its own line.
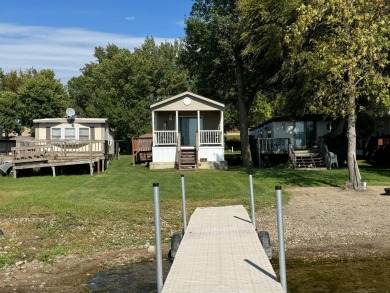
[154, 131, 177, 146]
[199, 130, 223, 145]
[258, 138, 291, 154]
[153, 130, 223, 146]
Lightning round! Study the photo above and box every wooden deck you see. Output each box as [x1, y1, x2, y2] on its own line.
[11, 140, 108, 178]
[162, 205, 284, 293]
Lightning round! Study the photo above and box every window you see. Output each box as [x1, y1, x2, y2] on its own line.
[51, 128, 61, 139]
[65, 128, 76, 140]
[79, 127, 90, 140]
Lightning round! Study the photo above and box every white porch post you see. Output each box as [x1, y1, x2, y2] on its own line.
[152, 110, 155, 146]
[175, 111, 179, 146]
[220, 110, 224, 146]
[197, 111, 201, 145]
[175, 111, 179, 132]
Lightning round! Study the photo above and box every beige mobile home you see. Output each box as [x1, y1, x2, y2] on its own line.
[10, 116, 114, 178]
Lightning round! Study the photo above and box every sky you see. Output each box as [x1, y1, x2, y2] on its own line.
[0, 0, 193, 84]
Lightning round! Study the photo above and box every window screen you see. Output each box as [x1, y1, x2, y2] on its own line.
[79, 128, 90, 140]
[51, 128, 61, 139]
[64, 128, 76, 140]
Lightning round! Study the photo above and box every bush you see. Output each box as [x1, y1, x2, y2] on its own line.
[225, 138, 241, 151]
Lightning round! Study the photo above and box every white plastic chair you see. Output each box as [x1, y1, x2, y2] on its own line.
[328, 152, 338, 169]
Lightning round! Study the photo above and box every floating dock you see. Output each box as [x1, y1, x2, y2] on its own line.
[162, 205, 284, 292]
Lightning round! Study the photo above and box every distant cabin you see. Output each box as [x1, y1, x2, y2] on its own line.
[33, 117, 114, 152]
[9, 117, 114, 178]
[249, 115, 333, 168]
[250, 115, 331, 149]
[149, 91, 227, 170]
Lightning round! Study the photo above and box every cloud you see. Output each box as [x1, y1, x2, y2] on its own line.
[0, 23, 174, 84]
[126, 16, 136, 20]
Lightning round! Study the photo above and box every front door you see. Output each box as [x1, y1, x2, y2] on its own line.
[179, 117, 198, 146]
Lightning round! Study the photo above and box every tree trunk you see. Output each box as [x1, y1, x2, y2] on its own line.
[235, 54, 253, 167]
[347, 95, 359, 189]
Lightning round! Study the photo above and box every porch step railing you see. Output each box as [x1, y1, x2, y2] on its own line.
[154, 131, 177, 145]
[199, 130, 223, 145]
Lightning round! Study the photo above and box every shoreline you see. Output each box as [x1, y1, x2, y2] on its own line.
[1, 185, 390, 292]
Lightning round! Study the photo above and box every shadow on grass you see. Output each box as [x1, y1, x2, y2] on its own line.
[226, 165, 345, 187]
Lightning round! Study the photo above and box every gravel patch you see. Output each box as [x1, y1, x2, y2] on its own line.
[257, 185, 390, 260]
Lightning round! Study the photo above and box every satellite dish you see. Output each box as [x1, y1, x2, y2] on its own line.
[66, 108, 76, 123]
[66, 108, 75, 117]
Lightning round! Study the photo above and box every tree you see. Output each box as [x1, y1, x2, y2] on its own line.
[182, 0, 264, 166]
[238, 0, 302, 118]
[283, 0, 390, 189]
[18, 69, 68, 127]
[68, 39, 189, 141]
[0, 91, 22, 137]
[133, 38, 189, 101]
[0, 68, 37, 93]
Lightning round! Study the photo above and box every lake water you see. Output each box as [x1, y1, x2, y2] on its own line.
[88, 257, 390, 292]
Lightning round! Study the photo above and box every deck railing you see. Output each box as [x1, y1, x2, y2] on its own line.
[258, 138, 291, 154]
[199, 130, 223, 145]
[12, 139, 107, 161]
[154, 131, 178, 145]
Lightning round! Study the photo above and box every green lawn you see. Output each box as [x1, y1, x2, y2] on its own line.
[0, 155, 388, 265]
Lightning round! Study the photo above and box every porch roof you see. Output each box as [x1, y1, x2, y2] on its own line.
[150, 91, 224, 111]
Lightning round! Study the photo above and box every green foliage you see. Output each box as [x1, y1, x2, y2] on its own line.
[0, 68, 37, 93]
[0, 91, 23, 136]
[36, 246, 70, 262]
[18, 69, 69, 127]
[283, 0, 390, 117]
[68, 38, 189, 140]
[248, 91, 273, 127]
[182, 0, 265, 166]
[0, 254, 15, 266]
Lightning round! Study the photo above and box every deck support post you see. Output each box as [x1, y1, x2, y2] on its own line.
[13, 168, 17, 179]
[89, 162, 93, 175]
[51, 166, 56, 177]
[97, 159, 101, 175]
[276, 186, 287, 292]
[257, 139, 262, 167]
[153, 183, 164, 293]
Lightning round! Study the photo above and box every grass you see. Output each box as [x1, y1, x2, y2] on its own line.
[0, 155, 389, 266]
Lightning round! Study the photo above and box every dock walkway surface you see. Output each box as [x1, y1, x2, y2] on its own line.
[162, 205, 284, 292]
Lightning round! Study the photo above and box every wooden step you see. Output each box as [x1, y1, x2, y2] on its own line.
[294, 153, 326, 168]
[179, 148, 197, 171]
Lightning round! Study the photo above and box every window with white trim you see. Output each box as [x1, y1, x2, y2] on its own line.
[50, 126, 91, 140]
[79, 127, 90, 140]
[65, 128, 76, 140]
[51, 128, 61, 139]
